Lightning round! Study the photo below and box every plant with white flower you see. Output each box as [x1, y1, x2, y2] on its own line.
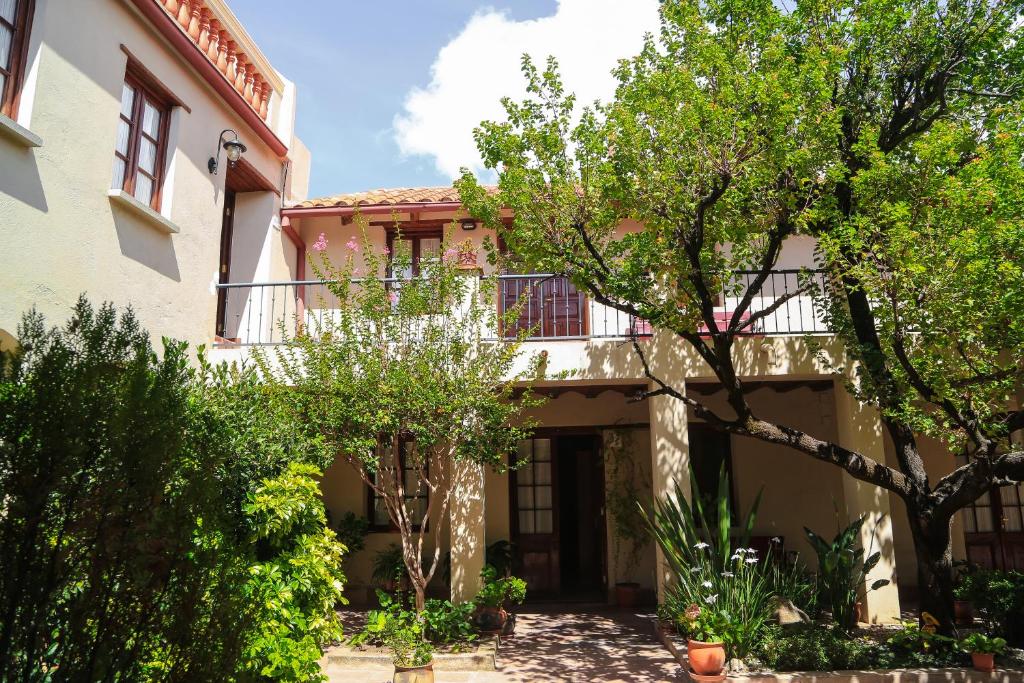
[693, 542, 710, 550]
[704, 594, 718, 604]
[702, 580, 713, 589]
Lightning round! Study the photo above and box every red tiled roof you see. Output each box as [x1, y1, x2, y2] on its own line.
[292, 186, 494, 209]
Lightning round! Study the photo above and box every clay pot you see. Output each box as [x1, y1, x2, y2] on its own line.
[689, 673, 727, 683]
[475, 605, 507, 633]
[614, 582, 640, 608]
[954, 600, 974, 625]
[687, 640, 726, 676]
[393, 661, 434, 683]
[854, 601, 864, 624]
[971, 652, 995, 673]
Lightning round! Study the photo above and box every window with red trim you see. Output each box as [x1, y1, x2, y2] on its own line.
[0, 0, 34, 119]
[111, 72, 171, 210]
[368, 438, 429, 532]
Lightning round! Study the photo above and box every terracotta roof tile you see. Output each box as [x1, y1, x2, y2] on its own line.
[292, 185, 495, 209]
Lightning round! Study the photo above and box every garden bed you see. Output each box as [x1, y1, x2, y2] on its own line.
[653, 620, 1024, 682]
[320, 636, 499, 671]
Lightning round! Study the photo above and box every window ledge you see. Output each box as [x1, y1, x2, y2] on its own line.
[107, 189, 180, 234]
[0, 113, 42, 148]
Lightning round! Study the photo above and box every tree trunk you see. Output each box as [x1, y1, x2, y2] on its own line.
[909, 508, 957, 636]
[413, 581, 426, 612]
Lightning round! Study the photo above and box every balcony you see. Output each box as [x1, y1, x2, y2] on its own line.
[213, 270, 830, 347]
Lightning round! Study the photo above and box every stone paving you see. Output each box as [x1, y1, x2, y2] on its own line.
[322, 607, 684, 683]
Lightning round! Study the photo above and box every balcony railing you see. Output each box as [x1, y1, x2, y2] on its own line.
[213, 270, 830, 347]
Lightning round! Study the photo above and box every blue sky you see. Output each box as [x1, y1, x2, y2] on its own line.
[231, 1, 661, 199]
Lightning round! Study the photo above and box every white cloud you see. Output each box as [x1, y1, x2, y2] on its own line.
[393, 0, 661, 180]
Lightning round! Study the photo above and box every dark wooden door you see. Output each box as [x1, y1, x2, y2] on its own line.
[502, 276, 585, 338]
[962, 478, 1024, 570]
[510, 437, 558, 593]
[215, 190, 236, 338]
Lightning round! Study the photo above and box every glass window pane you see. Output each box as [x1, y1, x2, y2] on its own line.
[534, 439, 551, 461]
[517, 486, 534, 509]
[0, 73, 5, 98]
[1000, 485, 1021, 506]
[420, 237, 441, 260]
[133, 174, 153, 205]
[517, 464, 532, 485]
[0, 23, 11, 70]
[517, 439, 532, 461]
[374, 498, 389, 526]
[411, 496, 428, 524]
[976, 507, 994, 532]
[963, 509, 977, 533]
[138, 137, 157, 174]
[1004, 507, 1022, 533]
[518, 510, 534, 534]
[534, 462, 551, 485]
[142, 101, 160, 139]
[115, 119, 131, 155]
[120, 83, 136, 118]
[978, 491, 991, 505]
[536, 509, 553, 533]
[111, 156, 125, 190]
[536, 486, 552, 508]
[0, 0, 15, 24]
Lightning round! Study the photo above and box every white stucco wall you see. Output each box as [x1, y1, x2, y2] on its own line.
[0, 0, 304, 352]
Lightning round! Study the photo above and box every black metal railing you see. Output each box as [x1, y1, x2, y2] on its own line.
[212, 270, 830, 347]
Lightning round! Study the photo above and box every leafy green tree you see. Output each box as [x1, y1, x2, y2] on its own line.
[260, 224, 543, 610]
[457, 0, 1024, 631]
[0, 300, 346, 681]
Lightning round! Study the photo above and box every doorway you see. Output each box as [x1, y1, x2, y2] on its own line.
[510, 433, 606, 600]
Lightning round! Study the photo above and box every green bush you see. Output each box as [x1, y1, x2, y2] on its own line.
[756, 625, 876, 671]
[474, 565, 527, 609]
[422, 599, 477, 646]
[0, 300, 346, 682]
[954, 569, 1024, 645]
[959, 633, 1007, 655]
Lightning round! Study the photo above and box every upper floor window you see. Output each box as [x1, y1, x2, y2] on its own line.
[0, 0, 35, 119]
[387, 231, 442, 278]
[112, 73, 170, 210]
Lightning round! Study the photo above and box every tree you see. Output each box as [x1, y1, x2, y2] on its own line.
[260, 224, 543, 610]
[456, 0, 1024, 632]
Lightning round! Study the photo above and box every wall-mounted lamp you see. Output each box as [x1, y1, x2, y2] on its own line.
[208, 129, 247, 175]
[460, 219, 477, 231]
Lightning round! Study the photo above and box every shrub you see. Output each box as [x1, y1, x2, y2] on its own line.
[880, 620, 961, 668]
[239, 463, 347, 681]
[959, 633, 1007, 655]
[422, 599, 477, 646]
[756, 625, 876, 671]
[954, 569, 1024, 645]
[0, 301, 347, 682]
[475, 565, 527, 609]
[335, 511, 370, 556]
[349, 591, 436, 665]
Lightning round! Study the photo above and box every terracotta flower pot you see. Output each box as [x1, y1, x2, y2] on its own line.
[854, 600, 864, 624]
[474, 605, 507, 633]
[954, 600, 974, 625]
[687, 639, 726, 676]
[394, 661, 433, 683]
[614, 582, 640, 608]
[689, 673, 727, 683]
[971, 652, 995, 673]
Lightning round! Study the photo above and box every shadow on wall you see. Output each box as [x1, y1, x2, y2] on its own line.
[111, 207, 181, 281]
[1, 138, 48, 213]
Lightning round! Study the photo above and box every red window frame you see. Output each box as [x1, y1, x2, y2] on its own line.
[112, 69, 172, 211]
[0, 0, 35, 119]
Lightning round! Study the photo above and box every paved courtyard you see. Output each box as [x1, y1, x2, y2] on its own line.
[323, 607, 684, 682]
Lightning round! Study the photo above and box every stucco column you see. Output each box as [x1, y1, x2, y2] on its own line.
[449, 460, 486, 604]
[647, 381, 692, 602]
[832, 378, 902, 624]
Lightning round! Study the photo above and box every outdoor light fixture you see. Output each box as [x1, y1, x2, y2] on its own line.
[460, 219, 477, 231]
[208, 129, 247, 175]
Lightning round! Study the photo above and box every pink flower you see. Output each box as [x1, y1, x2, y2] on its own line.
[443, 247, 459, 261]
[312, 233, 328, 252]
[388, 291, 399, 304]
[345, 238, 359, 251]
[381, 246, 390, 256]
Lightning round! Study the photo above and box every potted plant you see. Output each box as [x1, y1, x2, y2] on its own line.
[373, 543, 409, 594]
[952, 561, 976, 625]
[473, 564, 527, 635]
[679, 603, 727, 682]
[383, 613, 434, 683]
[603, 429, 651, 608]
[959, 632, 1006, 672]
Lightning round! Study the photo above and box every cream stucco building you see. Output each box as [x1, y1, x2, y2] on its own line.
[4, 1, 1023, 628]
